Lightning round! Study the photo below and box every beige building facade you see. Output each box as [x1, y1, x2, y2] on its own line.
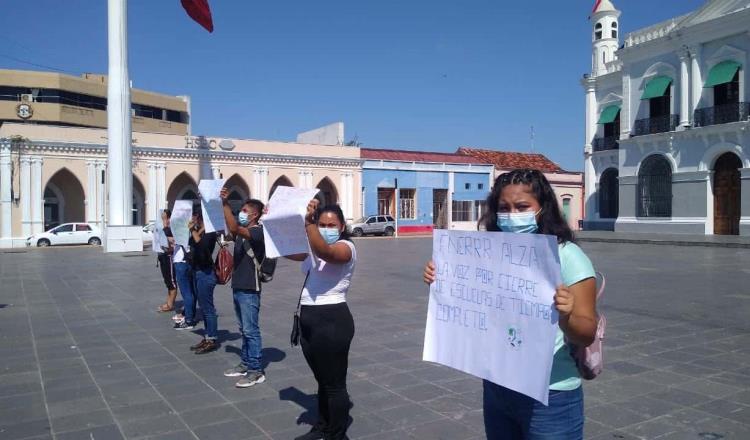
[0, 69, 190, 136]
[0, 123, 361, 248]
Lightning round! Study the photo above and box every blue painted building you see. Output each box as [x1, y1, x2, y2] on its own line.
[361, 148, 494, 233]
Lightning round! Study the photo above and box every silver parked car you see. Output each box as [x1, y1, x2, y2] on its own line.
[347, 215, 396, 237]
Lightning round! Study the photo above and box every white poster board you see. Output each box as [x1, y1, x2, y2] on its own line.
[423, 230, 562, 405]
[151, 221, 168, 253]
[198, 179, 226, 233]
[171, 200, 194, 248]
[262, 186, 320, 258]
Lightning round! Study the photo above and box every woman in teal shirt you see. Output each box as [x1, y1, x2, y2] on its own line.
[423, 169, 597, 439]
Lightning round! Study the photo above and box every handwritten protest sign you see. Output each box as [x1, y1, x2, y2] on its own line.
[171, 200, 193, 248]
[262, 186, 320, 258]
[423, 229, 562, 405]
[198, 179, 226, 233]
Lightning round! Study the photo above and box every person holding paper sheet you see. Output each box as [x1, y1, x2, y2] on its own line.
[156, 209, 178, 313]
[284, 201, 356, 440]
[187, 209, 220, 354]
[423, 169, 596, 440]
[219, 187, 268, 389]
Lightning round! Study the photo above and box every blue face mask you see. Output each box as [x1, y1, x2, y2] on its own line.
[238, 212, 250, 226]
[319, 227, 341, 244]
[496, 211, 539, 234]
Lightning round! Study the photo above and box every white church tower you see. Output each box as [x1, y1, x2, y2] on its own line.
[590, 0, 621, 77]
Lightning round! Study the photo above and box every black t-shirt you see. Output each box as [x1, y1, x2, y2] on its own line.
[189, 231, 217, 271]
[232, 225, 265, 292]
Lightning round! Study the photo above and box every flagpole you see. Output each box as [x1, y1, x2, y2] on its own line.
[105, 0, 138, 252]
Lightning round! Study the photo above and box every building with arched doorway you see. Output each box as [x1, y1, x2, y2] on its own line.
[582, 0, 750, 235]
[0, 123, 361, 247]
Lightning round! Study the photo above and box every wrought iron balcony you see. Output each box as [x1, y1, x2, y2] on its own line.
[592, 136, 619, 152]
[633, 115, 679, 136]
[693, 102, 750, 128]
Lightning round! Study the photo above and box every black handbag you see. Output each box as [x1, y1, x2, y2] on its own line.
[291, 271, 311, 347]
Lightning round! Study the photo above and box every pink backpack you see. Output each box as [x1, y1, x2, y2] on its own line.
[569, 272, 606, 380]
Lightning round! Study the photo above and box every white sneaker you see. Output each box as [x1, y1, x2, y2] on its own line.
[235, 371, 266, 388]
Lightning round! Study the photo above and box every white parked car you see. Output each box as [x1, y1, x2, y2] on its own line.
[26, 223, 102, 247]
[142, 221, 156, 244]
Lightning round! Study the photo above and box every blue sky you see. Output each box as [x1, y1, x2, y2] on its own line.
[1, 0, 705, 171]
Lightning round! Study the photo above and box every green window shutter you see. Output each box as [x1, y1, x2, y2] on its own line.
[704, 60, 741, 88]
[641, 76, 673, 100]
[597, 105, 621, 124]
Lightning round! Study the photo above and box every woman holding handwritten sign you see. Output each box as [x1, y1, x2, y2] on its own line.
[424, 169, 597, 440]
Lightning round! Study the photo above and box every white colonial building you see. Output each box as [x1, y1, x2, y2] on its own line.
[583, 0, 750, 235]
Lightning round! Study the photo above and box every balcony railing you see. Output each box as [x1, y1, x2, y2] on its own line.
[693, 102, 750, 128]
[592, 136, 619, 152]
[633, 115, 679, 136]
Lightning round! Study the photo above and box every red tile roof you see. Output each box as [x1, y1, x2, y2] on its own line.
[456, 147, 564, 173]
[361, 148, 487, 165]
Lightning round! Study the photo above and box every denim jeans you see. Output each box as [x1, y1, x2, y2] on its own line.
[174, 262, 196, 325]
[194, 268, 218, 340]
[483, 381, 584, 440]
[233, 290, 263, 372]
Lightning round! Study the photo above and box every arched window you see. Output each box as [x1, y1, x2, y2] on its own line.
[599, 168, 619, 219]
[611, 21, 617, 38]
[595, 22, 603, 40]
[562, 198, 571, 221]
[603, 52, 607, 64]
[637, 156, 672, 217]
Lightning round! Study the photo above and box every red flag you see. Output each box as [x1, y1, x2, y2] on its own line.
[181, 0, 214, 33]
[591, 0, 602, 14]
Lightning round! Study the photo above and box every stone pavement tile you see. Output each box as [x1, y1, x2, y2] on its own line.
[583, 419, 611, 439]
[179, 404, 244, 430]
[706, 371, 750, 389]
[375, 403, 444, 429]
[0, 418, 52, 440]
[355, 429, 411, 440]
[604, 361, 652, 376]
[0, 380, 42, 399]
[376, 372, 428, 391]
[350, 363, 401, 380]
[396, 383, 452, 402]
[250, 408, 303, 434]
[587, 430, 640, 440]
[436, 377, 482, 394]
[46, 396, 109, 419]
[164, 390, 228, 413]
[621, 418, 688, 439]
[727, 390, 750, 406]
[664, 362, 722, 378]
[192, 418, 265, 440]
[44, 385, 101, 404]
[635, 369, 694, 386]
[649, 387, 715, 407]
[119, 413, 188, 438]
[585, 403, 652, 429]
[42, 374, 98, 393]
[662, 407, 750, 439]
[695, 399, 750, 425]
[618, 395, 682, 419]
[50, 409, 115, 435]
[233, 394, 297, 418]
[421, 393, 481, 418]
[402, 418, 480, 440]
[109, 400, 174, 423]
[55, 424, 124, 440]
[673, 378, 738, 399]
[350, 390, 411, 415]
[139, 430, 210, 440]
[625, 354, 680, 370]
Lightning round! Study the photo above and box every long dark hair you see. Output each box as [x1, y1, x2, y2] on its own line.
[315, 204, 352, 242]
[478, 169, 574, 244]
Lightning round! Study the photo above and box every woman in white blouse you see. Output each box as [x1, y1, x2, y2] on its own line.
[286, 200, 356, 440]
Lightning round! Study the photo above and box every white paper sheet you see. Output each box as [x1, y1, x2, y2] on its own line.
[198, 179, 227, 234]
[423, 230, 562, 405]
[261, 186, 320, 258]
[171, 200, 194, 248]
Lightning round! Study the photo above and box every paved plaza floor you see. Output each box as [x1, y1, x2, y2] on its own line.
[1, 237, 750, 440]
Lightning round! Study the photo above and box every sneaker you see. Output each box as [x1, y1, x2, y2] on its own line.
[190, 339, 208, 351]
[235, 371, 266, 388]
[224, 364, 249, 377]
[194, 339, 219, 354]
[174, 321, 195, 330]
[294, 426, 324, 440]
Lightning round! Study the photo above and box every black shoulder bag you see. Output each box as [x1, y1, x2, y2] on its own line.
[290, 271, 311, 347]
